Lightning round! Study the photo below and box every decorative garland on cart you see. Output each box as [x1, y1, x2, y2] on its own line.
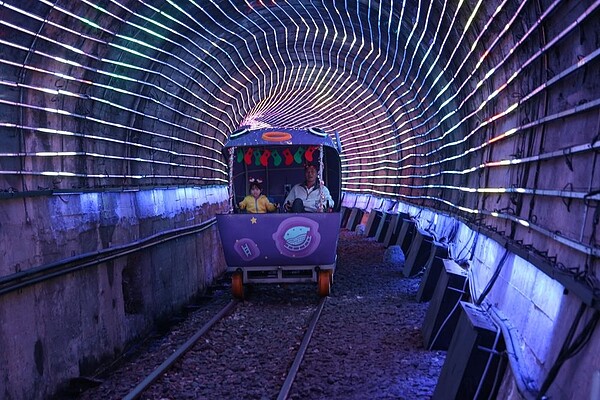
[318, 144, 325, 213]
[235, 145, 321, 167]
[228, 146, 235, 213]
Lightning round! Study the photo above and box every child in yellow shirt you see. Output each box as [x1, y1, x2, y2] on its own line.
[238, 180, 278, 213]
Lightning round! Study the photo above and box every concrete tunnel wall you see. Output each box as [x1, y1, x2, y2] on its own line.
[0, 0, 599, 399]
[0, 186, 228, 399]
[1, 185, 598, 400]
[344, 194, 600, 400]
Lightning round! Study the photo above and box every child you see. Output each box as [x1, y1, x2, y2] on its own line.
[238, 179, 278, 213]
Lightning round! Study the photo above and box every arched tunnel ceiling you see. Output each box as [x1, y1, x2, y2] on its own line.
[1, 0, 476, 189]
[0, 1, 599, 285]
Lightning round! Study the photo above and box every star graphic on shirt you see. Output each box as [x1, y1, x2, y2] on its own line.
[251, 217, 257, 224]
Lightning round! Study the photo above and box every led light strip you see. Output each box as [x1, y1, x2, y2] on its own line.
[0, 0, 597, 263]
[2, 2, 236, 136]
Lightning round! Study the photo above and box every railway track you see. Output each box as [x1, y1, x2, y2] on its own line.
[122, 286, 328, 400]
[76, 231, 442, 400]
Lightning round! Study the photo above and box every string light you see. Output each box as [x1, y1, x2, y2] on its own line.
[0, 0, 597, 260]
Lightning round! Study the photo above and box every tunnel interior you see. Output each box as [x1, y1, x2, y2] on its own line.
[0, 1, 599, 399]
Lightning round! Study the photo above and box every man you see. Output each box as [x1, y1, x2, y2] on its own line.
[284, 163, 334, 212]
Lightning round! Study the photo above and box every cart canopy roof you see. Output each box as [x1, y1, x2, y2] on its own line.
[222, 127, 340, 153]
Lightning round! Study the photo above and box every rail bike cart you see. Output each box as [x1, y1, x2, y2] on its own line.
[216, 127, 342, 299]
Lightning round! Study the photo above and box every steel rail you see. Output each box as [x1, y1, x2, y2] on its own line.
[277, 296, 328, 400]
[123, 300, 238, 400]
[0, 218, 216, 296]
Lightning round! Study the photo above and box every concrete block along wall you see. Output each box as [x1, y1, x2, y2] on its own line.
[343, 194, 600, 400]
[0, 186, 228, 399]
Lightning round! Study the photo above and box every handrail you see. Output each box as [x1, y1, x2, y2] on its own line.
[0, 218, 217, 296]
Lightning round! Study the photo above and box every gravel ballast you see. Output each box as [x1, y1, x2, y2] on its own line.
[74, 229, 445, 399]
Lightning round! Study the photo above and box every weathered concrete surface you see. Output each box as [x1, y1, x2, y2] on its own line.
[0, 186, 228, 399]
[344, 194, 600, 400]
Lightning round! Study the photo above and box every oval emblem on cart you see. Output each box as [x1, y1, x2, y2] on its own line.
[233, 238, 260, 261]
[261, 131, 292, 142]
[272, 217, 321, 258]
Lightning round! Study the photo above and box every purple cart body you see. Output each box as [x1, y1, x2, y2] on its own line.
[217, 213, 341, 283]
[216, 127, 342, 296]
